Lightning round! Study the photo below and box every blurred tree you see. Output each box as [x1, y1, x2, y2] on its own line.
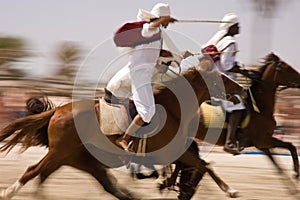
[55, 41, 82, 80]
[247, 0, 283, 62]
[0, 37, 30, 65]
[0, 37, 30, 76]
[252, 0, 280, 17]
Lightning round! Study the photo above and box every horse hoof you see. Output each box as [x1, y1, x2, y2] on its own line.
[150, 170, 159, 179]
[0, 191, 9, 200]
[227, 189, 239, 198]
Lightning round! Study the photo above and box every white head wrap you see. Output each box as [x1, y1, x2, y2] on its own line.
[137, 3, 170, 21]
[203, 13, 239, 48]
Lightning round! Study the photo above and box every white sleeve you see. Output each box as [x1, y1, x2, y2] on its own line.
[220, 43, 237, 71]
[141, 23, 160, 38]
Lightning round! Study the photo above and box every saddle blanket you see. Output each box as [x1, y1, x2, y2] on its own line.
[200, 101, 250, 129]
[99, 97, 129, 135]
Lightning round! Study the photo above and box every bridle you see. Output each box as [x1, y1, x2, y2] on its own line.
[272, 60, 300, 91]
[259, 60, 299, 91]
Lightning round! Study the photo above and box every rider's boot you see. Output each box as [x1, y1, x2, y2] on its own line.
[224, 110, 243, 155]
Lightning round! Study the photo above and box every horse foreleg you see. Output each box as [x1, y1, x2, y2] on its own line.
[205, 164, 238, 198]
[178, 150, 238, 198]
[260, 148, 283, 174]
[271, 137, 299, 178]
[67, 146, 138, 200]
[158, 163, 181, 191]
[76, 164, 138, 200]
[261, 148, 299, 196]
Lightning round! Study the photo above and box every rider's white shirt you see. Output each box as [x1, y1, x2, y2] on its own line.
[107, 22, 162, 122]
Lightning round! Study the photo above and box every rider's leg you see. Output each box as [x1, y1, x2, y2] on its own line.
[117, 114, 144, 150]
[117, 66, 155, 151]
[224, 109, 244, 154]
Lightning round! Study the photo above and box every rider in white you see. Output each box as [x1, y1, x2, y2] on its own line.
[202, 13, 247, 154]
[106, 3, 177, 151]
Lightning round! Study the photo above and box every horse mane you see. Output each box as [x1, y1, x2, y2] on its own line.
[264, 52, 280, 63]
[252, 52, 280, 79]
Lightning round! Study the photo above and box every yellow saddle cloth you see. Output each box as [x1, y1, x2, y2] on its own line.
[200, 102, 250, 129]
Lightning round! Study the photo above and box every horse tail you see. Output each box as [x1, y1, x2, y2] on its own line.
[0, 109, 56, 153]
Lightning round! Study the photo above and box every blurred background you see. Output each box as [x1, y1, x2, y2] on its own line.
[0, 0, 299, 149]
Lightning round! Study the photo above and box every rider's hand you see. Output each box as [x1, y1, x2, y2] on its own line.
[155, 62, 170, 73]
[169, 17, 178, 23]
[227, 95, 241, 105]
[182, 50, 194, 59]
[154, 16, 177, 28]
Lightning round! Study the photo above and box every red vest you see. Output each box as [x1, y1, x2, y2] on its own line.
[202, 45, 221, 62]
[113, 21, 161, 47]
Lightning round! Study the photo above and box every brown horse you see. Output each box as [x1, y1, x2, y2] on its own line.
[0, 64, 244, 200]
[197, 53, 300, 174]
[160, 53, 300, 194]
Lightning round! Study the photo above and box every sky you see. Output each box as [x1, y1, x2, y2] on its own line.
[1, 0, 299, 81]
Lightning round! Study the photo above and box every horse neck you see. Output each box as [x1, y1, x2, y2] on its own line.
[250, 74, 278, 117]
[186, 73, 210, 104]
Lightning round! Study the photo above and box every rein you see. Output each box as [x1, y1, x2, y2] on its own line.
[268, 60, 293, 92]
[244, 59, 291, 113]
[243, 61, 278, 113]
[245, 77, 260, 113]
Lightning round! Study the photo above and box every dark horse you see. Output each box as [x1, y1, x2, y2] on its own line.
[0, 63, 245, 200]
[159, 53, 300, 195]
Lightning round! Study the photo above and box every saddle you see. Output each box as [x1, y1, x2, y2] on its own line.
[99, 97, 130, 135]
[99, 97, 150, 155]
[100, 88, 139, 135]
[100, 89, 155, 154]
[200, 101, 250, 129]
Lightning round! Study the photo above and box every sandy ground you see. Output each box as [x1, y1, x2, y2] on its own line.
[0, 145, 299, 200]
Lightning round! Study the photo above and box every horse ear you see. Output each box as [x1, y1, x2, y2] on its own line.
[266, 52, 280, 62]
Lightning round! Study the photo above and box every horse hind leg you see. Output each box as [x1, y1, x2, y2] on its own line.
[0, 151, 62, 200]
[260, 148, 300, 196]
[0, 159, 43, 199]
[33, 160, 62, 198]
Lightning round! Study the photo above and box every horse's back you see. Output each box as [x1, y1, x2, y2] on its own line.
[48, 99, 100, 149]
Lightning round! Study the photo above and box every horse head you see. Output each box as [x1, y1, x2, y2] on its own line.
[261, 53, 300, 89]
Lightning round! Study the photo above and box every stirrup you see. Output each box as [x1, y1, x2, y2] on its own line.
[125, 140, 134, 152]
